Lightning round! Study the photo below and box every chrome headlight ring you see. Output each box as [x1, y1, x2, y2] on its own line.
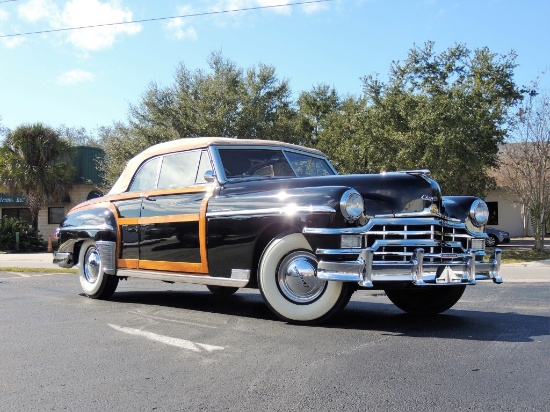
[469, 199, 489, 227]
[340, 189, 364, 222]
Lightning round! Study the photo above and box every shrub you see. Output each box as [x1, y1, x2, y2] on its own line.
[0, 217, 45, 252]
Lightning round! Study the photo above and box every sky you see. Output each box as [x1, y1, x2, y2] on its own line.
[1, 0, 549, 133]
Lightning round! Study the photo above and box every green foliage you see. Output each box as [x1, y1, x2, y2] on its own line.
[0, 123, 75, 228]
[58, 125, 101, 148]
[99, 51, 299, 186]
[98, 44, 522, 198]
[0, 217, 44, 252]
[317, 42, 522, 197]
[296, 84, 341, 146]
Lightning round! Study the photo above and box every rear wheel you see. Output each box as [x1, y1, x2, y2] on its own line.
[258, 233, 353, 324]
[385, 285, 466, 314]
[79, 241, 118, 299]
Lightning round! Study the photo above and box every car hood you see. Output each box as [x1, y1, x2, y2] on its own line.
[219, 172, 441, 216]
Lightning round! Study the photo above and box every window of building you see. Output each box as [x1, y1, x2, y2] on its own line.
[486, 201, 498, 225]
[48, 207, 65, 225]
[2, 208, 32, 225]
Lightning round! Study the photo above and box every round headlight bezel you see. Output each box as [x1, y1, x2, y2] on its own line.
[340, 189, 364, 222]
[469, 199, 489, 227]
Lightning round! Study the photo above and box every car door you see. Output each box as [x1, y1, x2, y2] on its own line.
[113, 156, 161, 269]
[137, 149, 213, 274]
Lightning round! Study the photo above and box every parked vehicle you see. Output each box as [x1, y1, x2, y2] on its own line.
[485, 227, 511, 247]
[53, 138, 503, 324]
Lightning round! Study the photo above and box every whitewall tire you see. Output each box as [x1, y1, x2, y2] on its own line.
[78, 240, 118, 299]
[258, 233, 352, 324]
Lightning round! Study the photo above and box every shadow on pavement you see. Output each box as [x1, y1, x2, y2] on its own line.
[97, 288, 549, 344]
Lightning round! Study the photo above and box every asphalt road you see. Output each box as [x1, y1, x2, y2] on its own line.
[0, 272, 548, 411]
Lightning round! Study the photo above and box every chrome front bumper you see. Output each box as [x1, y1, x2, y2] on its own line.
[316, 248, 503, 287]
[53, 252, 74, 268]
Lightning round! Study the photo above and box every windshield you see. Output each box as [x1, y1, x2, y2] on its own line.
[217, 148, 335, 180]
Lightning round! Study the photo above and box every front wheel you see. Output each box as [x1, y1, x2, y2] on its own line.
[485, 235, 498, 247]
[79, 241, 118, 299]
[385, 285, 466, 314]
[258, 233, 353, 324]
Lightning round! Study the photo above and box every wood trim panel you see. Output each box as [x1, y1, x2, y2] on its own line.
[118, 217, 139, 226]
[137, 214, 198, 225]
[118, 258, 139, 269]
[138, 260, 206, 274]
[198, 189, 213, 273]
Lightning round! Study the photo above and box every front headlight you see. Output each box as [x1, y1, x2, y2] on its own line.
[340, 189, 364, 222]
[469, 199, 489, 227]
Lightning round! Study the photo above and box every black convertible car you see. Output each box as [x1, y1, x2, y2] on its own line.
[54, 137, 503, 323]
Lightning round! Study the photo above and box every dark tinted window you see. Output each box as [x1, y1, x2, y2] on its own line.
[219, 149, 295, 178]
[486, 201, 499, 225]
[2, 208, 32, 225]
[48, 207, 65, 225]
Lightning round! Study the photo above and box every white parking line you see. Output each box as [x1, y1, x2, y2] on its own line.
[128, 310, 219, 329]
[0, 272, 60, 279]
[108, 324, 225, 352]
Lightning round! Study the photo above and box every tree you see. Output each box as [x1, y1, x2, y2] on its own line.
[58, 125, 101, 147]
[0, 116, 7, 138]
[100, 51, 299, 186]
[0, 123, 75, 229]
[296, 84, 341, 146]
[497, 89, 550, 251]
[319, 42, 522, 197]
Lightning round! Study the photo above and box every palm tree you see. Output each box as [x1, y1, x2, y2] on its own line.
[0, 123, 75, 229]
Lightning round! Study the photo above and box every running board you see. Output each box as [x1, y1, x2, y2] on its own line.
[116, 269, 250, 288]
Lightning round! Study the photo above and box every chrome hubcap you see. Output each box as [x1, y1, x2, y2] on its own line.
[84, 248, 101, 284]
[277, 250, 326, 303]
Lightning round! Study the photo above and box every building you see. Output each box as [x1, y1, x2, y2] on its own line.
[485, 189, 550, 238]
[0, 146, 105, 242]
[484, 189, 528, 237]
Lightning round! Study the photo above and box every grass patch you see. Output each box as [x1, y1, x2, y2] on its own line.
[501, 249, 550, 264]
[0, 267, 77, 274]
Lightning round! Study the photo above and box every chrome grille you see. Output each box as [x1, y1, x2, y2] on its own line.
[365, 223, 472, 262]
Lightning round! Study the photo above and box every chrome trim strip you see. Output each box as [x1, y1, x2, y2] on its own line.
[59, 224, 114, 232]
[207, 205, 335, 217]
[317, 248, 362, 255]
[117, 269, 250, 287]
[303, 217, 466, 235]
[374, 208, 441, 219]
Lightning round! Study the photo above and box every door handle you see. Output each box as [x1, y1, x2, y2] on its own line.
[139, 193, 156, 201]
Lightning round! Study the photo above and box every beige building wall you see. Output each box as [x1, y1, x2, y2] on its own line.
[37, 184, 102, 242]
[484, 188, 530, 237]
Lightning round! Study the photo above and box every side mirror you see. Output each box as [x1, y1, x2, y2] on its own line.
[204, 170, 216, 183]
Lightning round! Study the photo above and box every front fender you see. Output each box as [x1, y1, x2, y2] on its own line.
[56, 204, 117, 266]
[442, 196, 486, 234]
